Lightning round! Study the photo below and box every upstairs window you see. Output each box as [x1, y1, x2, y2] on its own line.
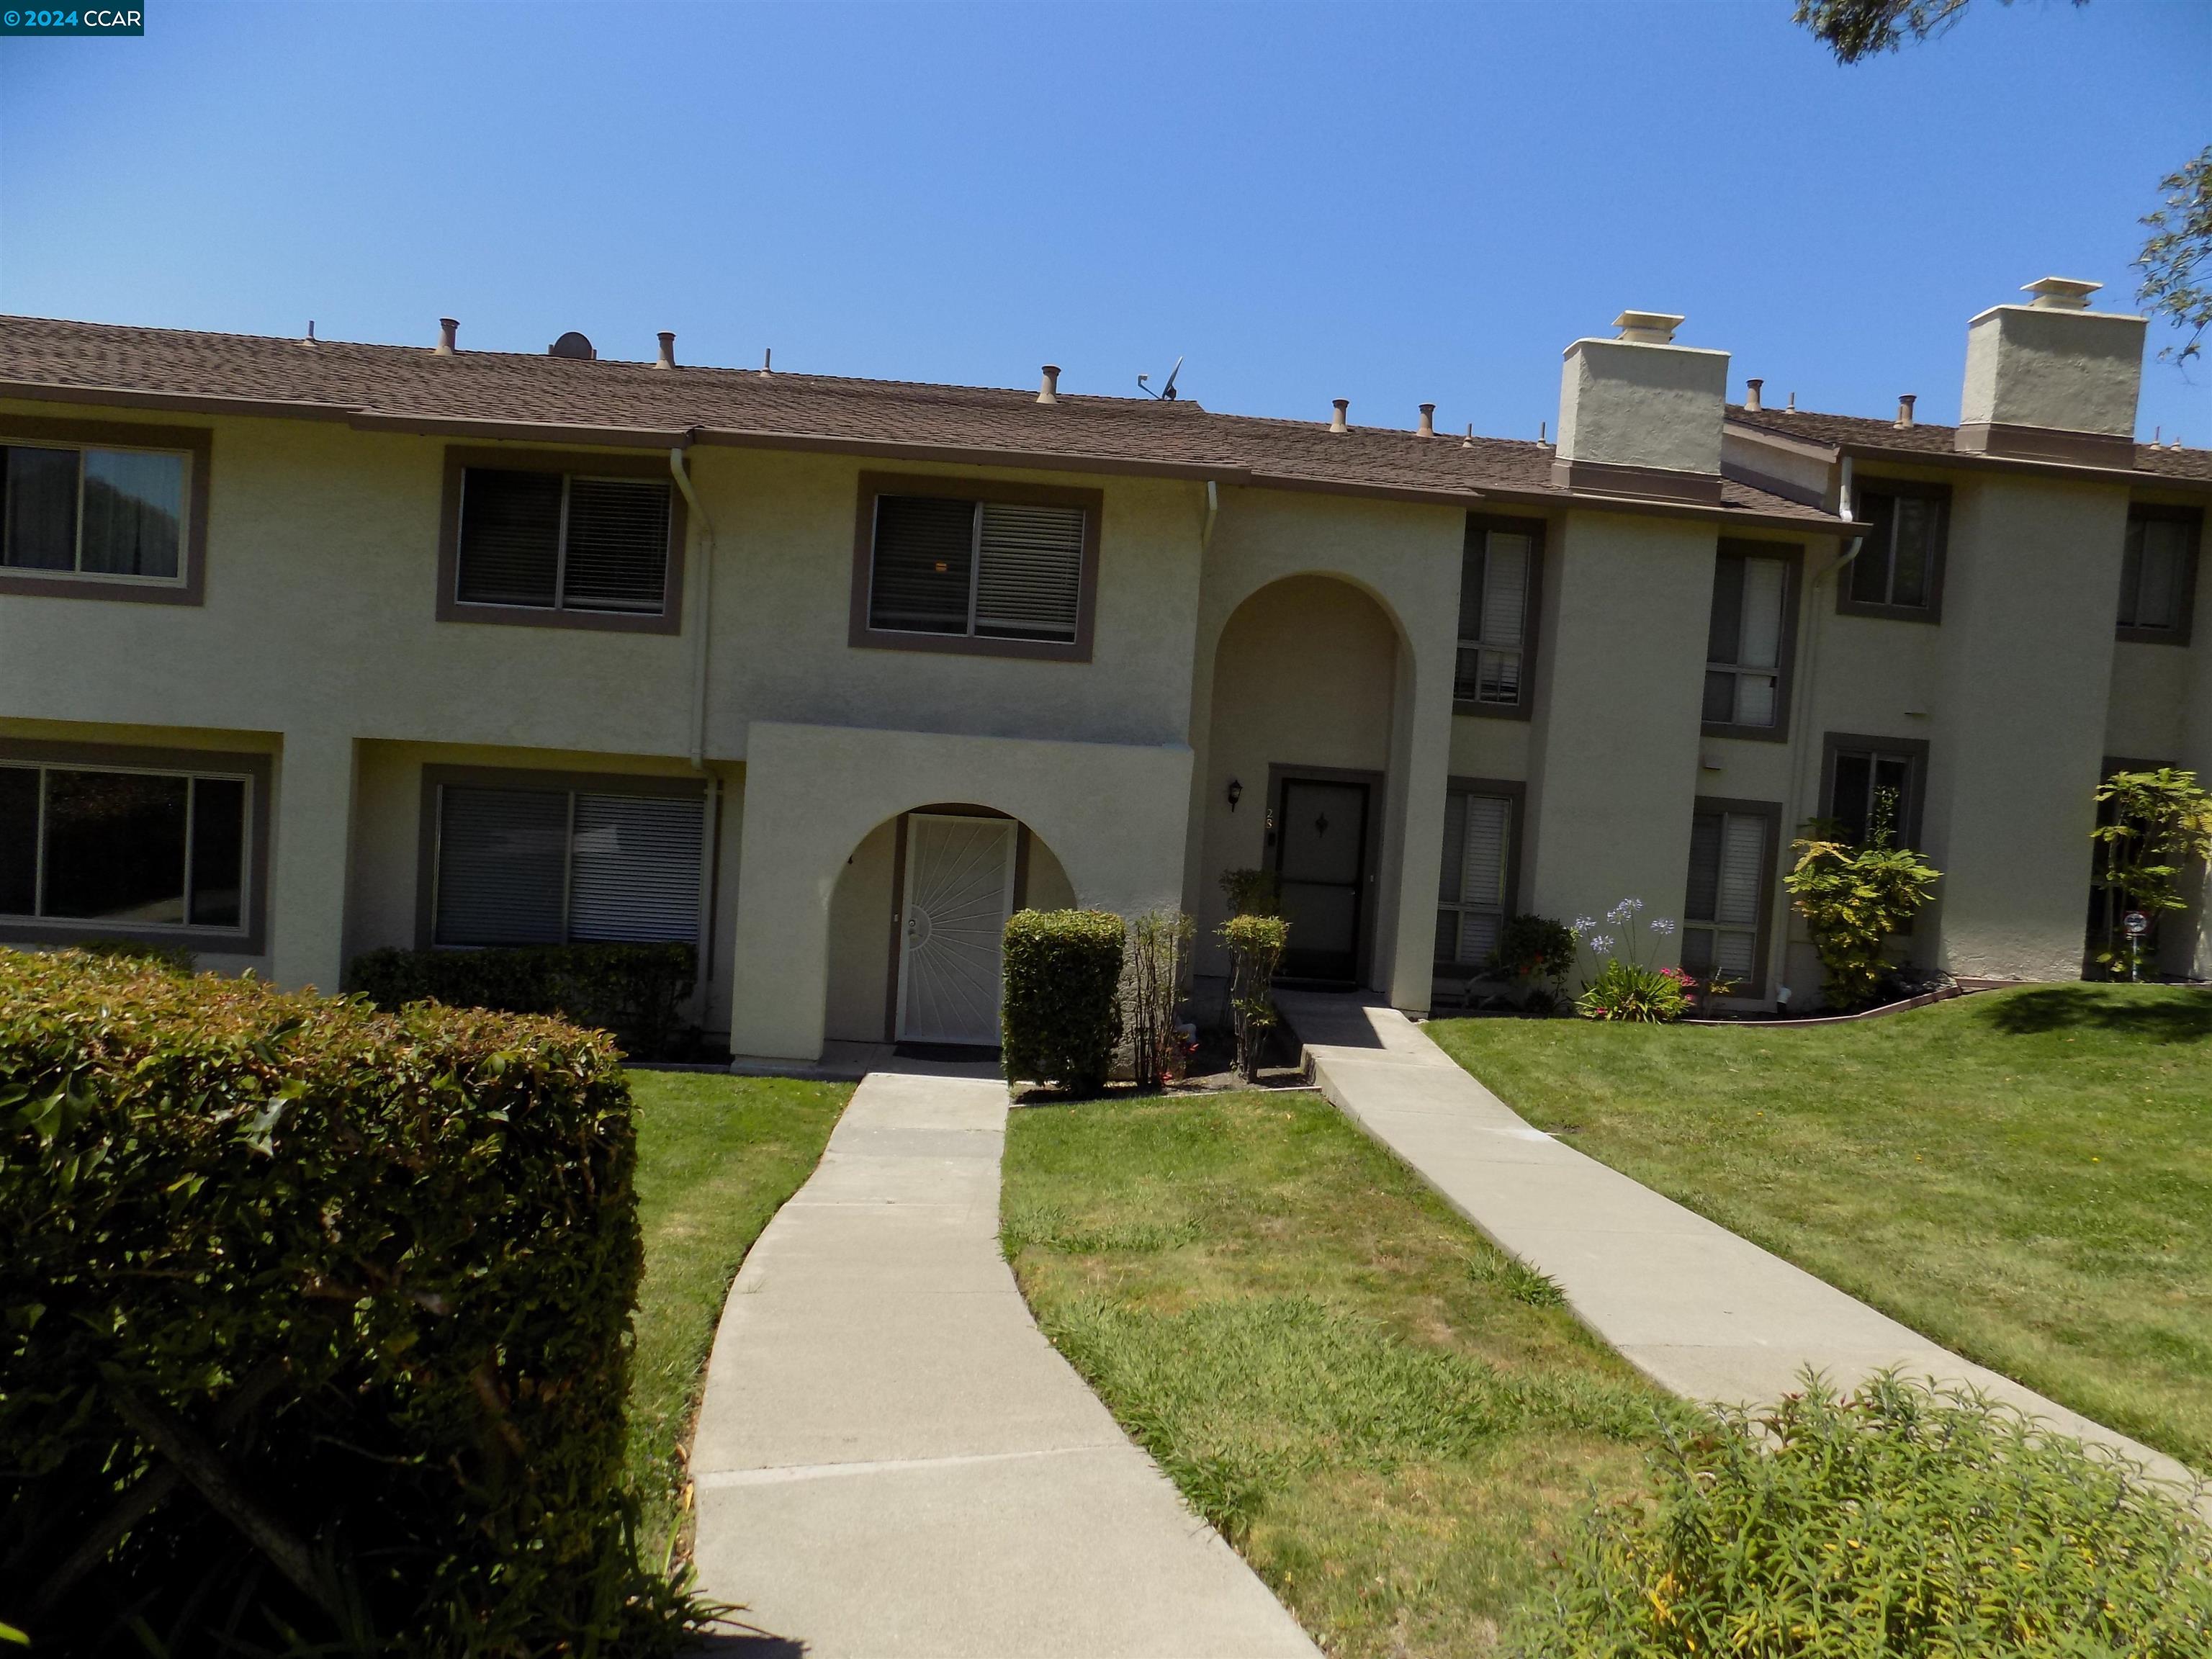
[1844, 481, 1948, 621]
[1703, 544, 1794, 736]
[455, 467, 673, 615]
[1435, 785, 1515, 968]
[2117, 506, 2199, 644]
[432, 781, 704, 948]
[852, 475, 1100, 660]
[0, 760, 250, 934]
[1682, 802, 1773, 985]
[1825, 735, 1926, 850]
[1, 441, 188, 583]
[1455, 516, 1543, 715]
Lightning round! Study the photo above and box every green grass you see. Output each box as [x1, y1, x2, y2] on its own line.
[624, 1070, 850, 1555]
[1427, 983, 2212, 1475]
[1002, 1090, 1681, 1658]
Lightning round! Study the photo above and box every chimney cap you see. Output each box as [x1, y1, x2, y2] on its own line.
[1614, 310, 1685, 345]
[2024, 276, 2101, 311]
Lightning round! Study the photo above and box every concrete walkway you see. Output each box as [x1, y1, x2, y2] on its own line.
[1277, 992, 2206, 1504]
[690, 1071, 1319, 1658]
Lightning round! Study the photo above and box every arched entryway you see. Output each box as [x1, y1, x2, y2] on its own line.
[824, 804, 1077, 1047]
[1196, 574, 1404, 989]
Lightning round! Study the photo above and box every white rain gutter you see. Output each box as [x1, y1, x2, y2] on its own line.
[1202, 478, 1220, 550]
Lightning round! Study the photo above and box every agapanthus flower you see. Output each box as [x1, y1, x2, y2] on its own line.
[1650, 917, 1676, 936]
[1589, 934, 1615, 953]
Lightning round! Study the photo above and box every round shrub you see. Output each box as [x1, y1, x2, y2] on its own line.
[1574, 958, 1689, 1022]
[1002, 909, 1125, 1094]
[1514, 1371, 2212, 1657]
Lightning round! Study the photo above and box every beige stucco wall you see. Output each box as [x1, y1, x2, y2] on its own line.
[1557, 340, 1729, 475]
[2106, 644, 2188, 763]
[1925, 474, 2127, 979]
[1960, 307, 2146, 438]
[1524, 510, 1717, 971]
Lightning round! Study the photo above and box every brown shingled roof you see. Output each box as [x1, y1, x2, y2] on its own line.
[0, 315, 1843, 527]
[1727, 404, 2212, 485]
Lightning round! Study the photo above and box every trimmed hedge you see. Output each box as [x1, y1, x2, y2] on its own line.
[1002, 909, 1125, 1094]
[0, 949, 699, 1655]
[347, 940, 696, 1060]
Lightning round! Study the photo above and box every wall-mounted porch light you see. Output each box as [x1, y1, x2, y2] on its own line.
[1226, 778, 1244, 812]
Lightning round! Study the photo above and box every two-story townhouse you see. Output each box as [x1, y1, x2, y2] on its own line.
[0, 279, 2204, 1064]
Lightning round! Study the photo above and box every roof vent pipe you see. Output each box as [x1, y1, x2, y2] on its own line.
[1330, 398, 1349, 433]
[1038, 364, 1061, 405]
[435, 318, 458, 356]
[655, 331, 677, 369]
[1417, 403, 1436, 437]
[1745, 377, 1763, 413]
[1895, 393, 1917, 428]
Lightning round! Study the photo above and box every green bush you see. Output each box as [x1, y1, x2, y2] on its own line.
[1574, 958, 1689, 1022]
[1515, 1372, 2212, 1658]
[0, 950, 700, 1655]
[1002, 909, 1125, 1093]
[1494, 914, 1575, 1007]
[70, 938, 197, 974]
[347, 940, 696, 1059]
[1220, 912, 1289, 1079]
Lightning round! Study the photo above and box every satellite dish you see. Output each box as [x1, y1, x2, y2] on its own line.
[548, 331, 596, 361]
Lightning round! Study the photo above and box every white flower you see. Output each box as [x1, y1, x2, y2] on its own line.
[1571, 916, 1594, 935]
[1590, 934, 1615, 953]
[1650, 917, 1676, 935]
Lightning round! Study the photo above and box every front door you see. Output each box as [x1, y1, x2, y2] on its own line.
[1273, 778, 1370, 984]
[896, 813, 1018, 1046]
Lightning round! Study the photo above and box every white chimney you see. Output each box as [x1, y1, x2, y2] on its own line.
[1957, 276, 2144, 464]
[435, 318, 458, 356]
[1553, 310, 1728, 501]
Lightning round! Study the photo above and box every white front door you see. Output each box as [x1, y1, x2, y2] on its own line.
[896, 814, 1018, 1046]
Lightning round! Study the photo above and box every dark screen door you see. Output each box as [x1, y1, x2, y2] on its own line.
[1274, 778, 1370, 982]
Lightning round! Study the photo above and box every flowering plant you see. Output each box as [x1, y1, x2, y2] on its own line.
[1570, 900, 1689, 1023]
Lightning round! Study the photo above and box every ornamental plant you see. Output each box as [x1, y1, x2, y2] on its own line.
[1493, 914, 1576, 1012]
[1001, 909, 1125, 1094]
[1122, 908, 1195, 1090]
[1513, 1371, 2212, 1658]
[1570, 900, 1688, 1022]
[1220, 913, 1289, 1080]
[1784, 792, 1941, 1011]
[2090, 767, 2212, 978]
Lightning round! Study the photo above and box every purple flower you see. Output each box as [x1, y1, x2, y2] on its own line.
[1650, 917, 1676, 936]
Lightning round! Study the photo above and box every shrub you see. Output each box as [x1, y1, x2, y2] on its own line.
[0, 949, 698, 1655]
[1493, 914, 1575, 1008]
[1784, 814, 1941, 1010]
[71, 938, 197, 974]
[1514, 1371, 2212, 1658]
[1218, 866, 1282, 918]
[347, 939, 696, 1059]
[1574, 958, 1690, 1022]
[1002, 909, 1125, 1094]
[1220, 913, 1289, 1079]
[2091, 766, 2212, 977]
[1122, 909, 1194, 1090]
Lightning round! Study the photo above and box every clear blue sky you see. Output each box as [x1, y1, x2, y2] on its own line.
[3, 1, 2206, 444]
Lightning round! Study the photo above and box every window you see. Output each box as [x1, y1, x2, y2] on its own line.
[1455, 516, 1543, 714]
[1682, 802, 1774, 985]
[0, 762, 248, 932]
[1, 440, 188, 582]
[1704, 544, 1794, 734]
[1435, 784, 1516, 967]
[1825, 737, 1926, 850]
[432, 783, 704, 948]
[1844, 481, 1948, 620]
[2117, 506, 2200, 644]
[454, 467, 673, 615]
[866, 495, 1085, 642]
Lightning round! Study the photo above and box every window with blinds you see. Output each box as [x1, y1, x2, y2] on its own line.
[2117, 508, 2198, 639]
[1847, 483, 1947, 616]
[1703, 547, 1789, 729]
[866, 493, 1087, 642]
[1435, 788, 1513, 967]
[433, 784, 703, 949]
[455, 468, 672, 614]
[1682, 806, 1771, 985]
[1455, 520, 1537, 709]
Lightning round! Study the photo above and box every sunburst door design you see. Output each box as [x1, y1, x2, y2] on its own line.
[896, 814, 1018, 1046]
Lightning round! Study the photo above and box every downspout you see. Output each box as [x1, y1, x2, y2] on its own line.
[1201, 478, 1220, 550]
[670, 438, 720, 1011]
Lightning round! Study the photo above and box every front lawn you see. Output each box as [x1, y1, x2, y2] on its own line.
[1002, 1091, 1676, 1659]
[625, 1070, 851, 1556]
[1428, 984, 2212, 1474]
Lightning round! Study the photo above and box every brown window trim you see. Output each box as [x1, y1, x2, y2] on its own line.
[0, 737, 271, 954]
[1689, 793, 1784, 993]
[436, 446, 687, 636]
[1703, 539, 1803, 744]
[0, 415, 212, 606]
[1453, 513, 1547, 721]
[413, 763, 709, 948]
[2118, 503, 2201, 647]
[1819, 732, 1931, 851]
[1436, 775, 1527, 971]
[848, 471, 1102, 663]
[1837, 476, 1948, 625]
